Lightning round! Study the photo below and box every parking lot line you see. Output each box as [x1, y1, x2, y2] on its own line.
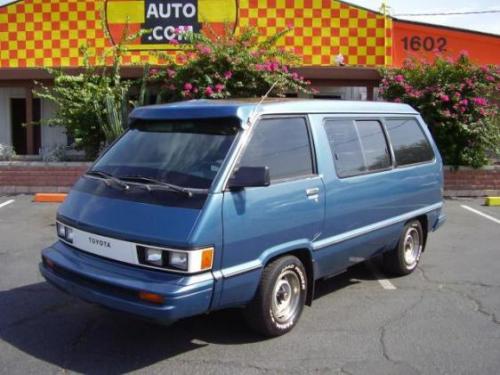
[367, 262, 397, 290]
[461, 205, 500, 225]
[0, 199, 14, 209]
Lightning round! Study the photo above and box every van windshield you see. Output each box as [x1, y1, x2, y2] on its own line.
[92, 119, 240, 190]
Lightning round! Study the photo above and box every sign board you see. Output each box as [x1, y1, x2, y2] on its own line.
[393, 20, 500, 66]
[105, 0, 237, 50]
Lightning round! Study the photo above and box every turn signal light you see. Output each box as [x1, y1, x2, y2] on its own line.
[201, 248, 214, 270]
[138, 291, 165, 305]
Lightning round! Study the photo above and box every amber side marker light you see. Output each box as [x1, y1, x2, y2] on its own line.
[138, 291, 165, 305]
[201, 248, 214, 271]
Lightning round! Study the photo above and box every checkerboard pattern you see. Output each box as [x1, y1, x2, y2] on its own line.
[0, 0, 392, 68]
[239, 0, 393, 66]
[0, 0, 174, 68]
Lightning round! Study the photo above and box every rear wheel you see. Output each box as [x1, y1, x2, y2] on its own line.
[244, 255, 307, 337]
[383, 220, 424, 276]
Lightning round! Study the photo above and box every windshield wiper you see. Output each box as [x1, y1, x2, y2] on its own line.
[86, 170, 130, 190]
[118, 175, 205, 198]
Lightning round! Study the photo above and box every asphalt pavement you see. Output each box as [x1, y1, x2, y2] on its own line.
[0, 195, 499, 375]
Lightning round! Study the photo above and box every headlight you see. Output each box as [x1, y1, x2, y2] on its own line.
[137, 246, 214, 273]
[169, 251, 188, 270]
[145, 249, 163, 267]
[56, 222, 73, 243]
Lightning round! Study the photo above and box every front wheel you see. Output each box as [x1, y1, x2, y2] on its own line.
[383, 220, 424, 276]
[244, 255, 307, 337]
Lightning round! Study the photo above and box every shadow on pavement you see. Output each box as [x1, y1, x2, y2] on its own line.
[0, 263, 376, 374]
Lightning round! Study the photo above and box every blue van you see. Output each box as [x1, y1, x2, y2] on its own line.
[40, 99, 446, 336]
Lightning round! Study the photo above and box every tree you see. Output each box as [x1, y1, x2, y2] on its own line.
[379, 53, 500, 168]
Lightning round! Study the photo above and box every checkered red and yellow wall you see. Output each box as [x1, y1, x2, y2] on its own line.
[0, 0, 393, 68]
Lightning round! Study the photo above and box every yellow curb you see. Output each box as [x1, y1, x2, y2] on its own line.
[33, 193, 67, 203]
[485, 197, 500, 206]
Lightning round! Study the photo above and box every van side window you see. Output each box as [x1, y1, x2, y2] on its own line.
[238, 117, 314, 181]
[385, 119, 435, 166]
[356, 120, 391, 171]
[324, 119, 391, 178]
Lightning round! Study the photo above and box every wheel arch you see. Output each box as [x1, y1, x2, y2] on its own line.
[265, 248, 316, 306]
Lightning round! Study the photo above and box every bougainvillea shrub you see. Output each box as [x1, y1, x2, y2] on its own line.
[380, 53, 500, 168]
[149, 27, 314, 101]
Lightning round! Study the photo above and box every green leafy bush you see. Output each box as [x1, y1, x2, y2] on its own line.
[150, 27, 313, 101]
[380, 53, 500, 168]
[35, 24, 147, 160]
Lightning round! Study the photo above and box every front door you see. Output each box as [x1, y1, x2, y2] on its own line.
[219, 116, 325, 306]
[11, 98, 41, 155]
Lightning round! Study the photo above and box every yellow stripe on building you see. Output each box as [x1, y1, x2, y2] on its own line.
[198, 0, 236, 23]
[107, 1, 145, 24]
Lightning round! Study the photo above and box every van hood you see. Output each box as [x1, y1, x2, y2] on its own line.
[57, 178, 205, 247]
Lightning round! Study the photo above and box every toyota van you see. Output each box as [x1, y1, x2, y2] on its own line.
[40, 99, 446, 337]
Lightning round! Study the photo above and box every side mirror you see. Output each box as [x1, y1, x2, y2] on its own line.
[228, 166, 270, 189]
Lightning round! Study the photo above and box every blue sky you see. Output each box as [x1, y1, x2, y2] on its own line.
[346, 0, 500, 35]
[1, 0, 498, 35]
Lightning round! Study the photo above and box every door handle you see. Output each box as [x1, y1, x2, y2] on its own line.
[306, 187, 320, 197]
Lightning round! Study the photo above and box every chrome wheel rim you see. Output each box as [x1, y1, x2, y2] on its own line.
[271, 270, 301, 324]
[403, 227, 421, 266]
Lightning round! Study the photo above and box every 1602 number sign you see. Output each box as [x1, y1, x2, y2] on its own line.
[401, 36, 447, 52]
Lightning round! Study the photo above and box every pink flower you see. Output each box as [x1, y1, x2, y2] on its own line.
[184, 83, 193, 91]
[215, 83, 225, 93]
[442, 109, 452, 118]
[458, 49, 469, 57]
[486, 75, 495, 82]
[459, 99, 469, 106]
[439, 94, 450, 102]
[197, 44, 212, 55]
[167, 69, 176, 78]
[224, 71, 233, 79]
[395, 74, 404, 83]
[170, 39, 179, 45]
[205, 86, 214, 96]
[472, 97, 488, 106]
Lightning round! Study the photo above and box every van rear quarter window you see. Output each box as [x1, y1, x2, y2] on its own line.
[238, 117, 314, 181]
[324, 119, 391, 178]
[385, 118, 435, 166]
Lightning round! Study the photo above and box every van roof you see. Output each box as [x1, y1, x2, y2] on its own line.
[130, 99, 418, 123]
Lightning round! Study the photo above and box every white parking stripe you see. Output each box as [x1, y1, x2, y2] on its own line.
[0, 199, 14, 209]
[461, 205, 500, 225]
[367, 262, 397, 290]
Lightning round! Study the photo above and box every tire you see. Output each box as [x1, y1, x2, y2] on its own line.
[383, 220, 424, 276]
[244, 255, 307, 337]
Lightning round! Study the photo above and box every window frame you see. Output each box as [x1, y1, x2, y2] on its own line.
[382, 117, 436, 169]
[231, 114, 319, 185]
[323, 117, 394, 179]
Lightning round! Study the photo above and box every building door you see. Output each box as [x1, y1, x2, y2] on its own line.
[11, 98, 41, 155]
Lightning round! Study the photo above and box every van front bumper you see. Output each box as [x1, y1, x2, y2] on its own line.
[40, 241, 214, 325]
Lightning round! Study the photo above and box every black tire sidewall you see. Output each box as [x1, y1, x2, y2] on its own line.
[249, 256, 307, 336]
